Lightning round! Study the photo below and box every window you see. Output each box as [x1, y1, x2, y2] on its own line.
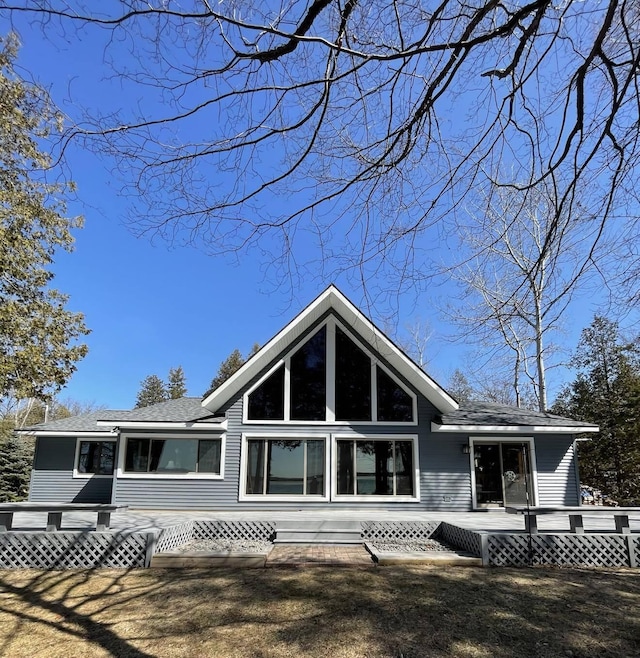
[76, 440, 115, 475]
[124, 437, 222, 475]
[376, 366, 413, 422]
[335, 326, 371, 421]
[245, 318, 416, 423]
[244, 437, 326, 496]
[247, 364, 285, 420]
[290, 325, 326, 420]
[335, 438, 416, 497]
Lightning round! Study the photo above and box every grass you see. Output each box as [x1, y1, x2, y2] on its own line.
[0, 565, 639, 657]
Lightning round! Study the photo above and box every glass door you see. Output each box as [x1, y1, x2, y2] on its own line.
[474, 444, 503, 507]
[474, 442, 533, 508]
[501, 443, 532, 506]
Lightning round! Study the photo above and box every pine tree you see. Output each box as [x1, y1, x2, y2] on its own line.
[551, 317, 640, 504]
[0, 433, 34, 502]
[204, 345, 260, 396]
[135, 375, 168, 408]
[447, 370, 474, 403]
[208, 349, 244, 392]
[167, 366, 187, 399]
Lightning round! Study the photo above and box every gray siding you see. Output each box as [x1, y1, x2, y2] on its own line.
[29, 436, 114, 503]
[75, 311, 581, 512]
[116, 381, 476, 511]
[419, 429, 473, 511]
[534, 435, 579, 506]
[29, 470, 113, 503]
[114, 427, 240, 510]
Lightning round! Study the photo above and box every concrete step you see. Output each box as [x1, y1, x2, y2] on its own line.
[273, 537, 362, 546]
[274, 528, 362, 544]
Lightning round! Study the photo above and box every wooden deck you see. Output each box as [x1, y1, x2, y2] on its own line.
[6, 507, 640, 534]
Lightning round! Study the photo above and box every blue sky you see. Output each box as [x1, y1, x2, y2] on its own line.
[5, 14, 629, 410]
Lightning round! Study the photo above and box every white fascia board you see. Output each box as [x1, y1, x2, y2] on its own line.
[336, 295, 458, 413]
[18, 430, 117, 437]
[202, 287, 335, 412]
[96, 421, 227, 431]
[431, 422, 600, 434]
[202, 285, 458, 414]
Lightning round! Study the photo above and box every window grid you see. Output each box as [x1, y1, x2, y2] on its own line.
[245, 318, 415, 423]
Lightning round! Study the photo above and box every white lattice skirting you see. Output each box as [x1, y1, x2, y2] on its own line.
[361, 521, 439, 542]
[0, 532, 150, 569]
[2, 521, 638, 569]
[154, 520, 276, 554]
[487, 533, 639, 567]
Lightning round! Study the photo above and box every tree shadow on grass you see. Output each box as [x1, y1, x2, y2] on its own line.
[1, 565, 639, 657]
[0, 567, 162, 658]
[141, 565, 640, 658]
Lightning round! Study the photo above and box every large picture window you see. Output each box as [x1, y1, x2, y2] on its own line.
[124, 437, 222, 475]
[335, 437, 417, 498]
[245, 318, 416, 424]
[244, 437, 326, 496]
[76, 440, 115, 476]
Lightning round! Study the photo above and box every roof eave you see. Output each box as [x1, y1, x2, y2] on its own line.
[95, 420, 227, 431]
[202, 285, 458, 414]
[16, 430, 118, 437]
[431, 422, 600, 433]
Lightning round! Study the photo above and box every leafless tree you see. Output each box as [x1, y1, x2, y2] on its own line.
[1, 1, 638, 303]
[395, 318, 434, 370]
[445, 179, 600, 411]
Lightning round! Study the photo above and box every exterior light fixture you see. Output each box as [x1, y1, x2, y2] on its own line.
[462, 444, 471, 454]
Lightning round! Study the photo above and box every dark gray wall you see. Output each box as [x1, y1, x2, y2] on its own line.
[29, 436, 113, 503]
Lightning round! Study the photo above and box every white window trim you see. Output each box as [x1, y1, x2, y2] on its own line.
[116, 432, 226, 479]
[73, 436, 117, 479]
[242, 317, 417, 425]
[331, 433, 421, 503]
[239, 433, 331, 502]
[469, 436, 538, 510]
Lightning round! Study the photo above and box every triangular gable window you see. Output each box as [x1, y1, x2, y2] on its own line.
[246, 318, 416, 423]
[376, 366, 413, 422]
[247, 364, 285, 420]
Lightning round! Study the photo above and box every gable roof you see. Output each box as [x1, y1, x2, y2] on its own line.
[433, 401, 599, 433]
[202, 285, 459, 414]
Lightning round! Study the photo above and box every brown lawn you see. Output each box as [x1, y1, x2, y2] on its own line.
[0, 565, 639, 658]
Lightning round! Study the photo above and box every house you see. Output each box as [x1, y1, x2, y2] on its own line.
[26, 286, 598, 511]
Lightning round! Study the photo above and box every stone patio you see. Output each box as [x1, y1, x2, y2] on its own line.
[266, 544, 374, 567]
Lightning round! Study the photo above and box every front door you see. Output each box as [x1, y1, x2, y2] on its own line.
[474, 441, 534, 508]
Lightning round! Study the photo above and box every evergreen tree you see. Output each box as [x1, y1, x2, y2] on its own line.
[207, 344, 260, 394]
[135, 375, 168, 408]
[552, 317, 640, 504]
[0, 33, 89, 401]
[447, 370, 474, 403]
[0, 433, 33, 502]
[167, 366, 187, 399]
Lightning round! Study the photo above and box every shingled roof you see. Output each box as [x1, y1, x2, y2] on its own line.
[21, 398, 224, 434]
[20, 410, 127, 434]
[434, 401, 598, 432]
[98, 397, 221, 424]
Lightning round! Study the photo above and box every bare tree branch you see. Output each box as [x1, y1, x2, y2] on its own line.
[0, 0, 637, 305]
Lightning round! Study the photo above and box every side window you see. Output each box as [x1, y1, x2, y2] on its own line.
[77, 441, 116, 475]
